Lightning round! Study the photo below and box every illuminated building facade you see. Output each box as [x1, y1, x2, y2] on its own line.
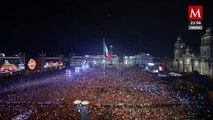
[69, 54, 119, 67]
[124, 53, 154, 67]
[173, 27, 213, 76]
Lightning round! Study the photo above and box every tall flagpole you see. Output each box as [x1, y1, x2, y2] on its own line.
[103, 38, 106, 78]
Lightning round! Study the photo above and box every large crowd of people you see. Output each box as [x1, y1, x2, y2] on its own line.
[0, 67, 212, 119]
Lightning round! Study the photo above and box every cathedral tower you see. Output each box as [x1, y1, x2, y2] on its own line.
[173, 36, 185, 72]
[200, 27, 213, 60]
[174, 36, 185, 60]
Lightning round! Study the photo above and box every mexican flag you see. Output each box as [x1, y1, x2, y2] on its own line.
[103, 39, 112, 63]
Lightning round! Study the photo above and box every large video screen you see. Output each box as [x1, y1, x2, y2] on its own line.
[27, 59, 36, 70]
[44, 60, 63, 69]
[0, 60, 25, 74]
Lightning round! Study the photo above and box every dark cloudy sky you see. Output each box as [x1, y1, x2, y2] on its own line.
[0, 0, 213, 57]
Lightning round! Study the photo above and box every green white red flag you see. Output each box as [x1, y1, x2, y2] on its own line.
[103, 39, 112, 63]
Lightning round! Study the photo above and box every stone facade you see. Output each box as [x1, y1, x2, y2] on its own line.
[173, 27, 213, 76]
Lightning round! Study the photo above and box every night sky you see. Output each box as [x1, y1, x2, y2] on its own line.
[0, 0, 213, 57]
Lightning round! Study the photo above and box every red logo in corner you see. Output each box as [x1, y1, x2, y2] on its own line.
[188, 6, 203, 20]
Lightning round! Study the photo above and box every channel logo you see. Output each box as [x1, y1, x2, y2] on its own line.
[188, 6, 203, 30]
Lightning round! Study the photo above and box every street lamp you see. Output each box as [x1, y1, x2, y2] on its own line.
[74, 100, 89, 120]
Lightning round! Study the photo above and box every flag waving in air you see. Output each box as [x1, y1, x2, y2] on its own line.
[103, 39, 113, 63]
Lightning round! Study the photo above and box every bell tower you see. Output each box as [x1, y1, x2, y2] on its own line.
[174, 36, 185, 60]
[200, 27, 213, 60]
[173, 35, 185, 72]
